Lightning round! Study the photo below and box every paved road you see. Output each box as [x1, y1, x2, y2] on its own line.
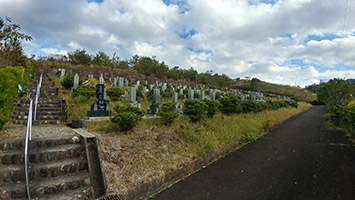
[151, 106, 355, 200]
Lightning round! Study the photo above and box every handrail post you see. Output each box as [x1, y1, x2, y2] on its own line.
[34, 73, 43, 121]
[25, 100, 33, 200]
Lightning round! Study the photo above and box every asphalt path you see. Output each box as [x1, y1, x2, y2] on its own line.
[151, 106, 355, 200]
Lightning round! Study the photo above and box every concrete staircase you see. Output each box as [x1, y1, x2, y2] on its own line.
[0, 136, 93, 200]
[10, 74, 65, 125]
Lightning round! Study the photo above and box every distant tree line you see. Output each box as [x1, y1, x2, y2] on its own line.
[37, 48, 234, 87]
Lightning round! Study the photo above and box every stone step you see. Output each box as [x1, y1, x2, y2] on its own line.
[0, 171, 91, 199]
[9, 120, 61, 126]
[12, 103, 61, 108]
[11, 111, 62, 117]
[36, 185, 92, 200]
[0, 136, 79, 152]
[13, 107, 62, 112]
[11, 115, 61, 121]
[0, 157, 88, 185]
[0, 144, 85, 166]
[13, 99, 61, 105]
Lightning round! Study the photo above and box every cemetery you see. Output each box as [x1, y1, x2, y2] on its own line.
[45, 68, 310, 198]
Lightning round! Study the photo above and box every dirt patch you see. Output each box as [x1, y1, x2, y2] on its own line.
[92, 125, 197, 196]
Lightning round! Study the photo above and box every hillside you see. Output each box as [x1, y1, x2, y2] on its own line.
[233, 78, 316, 102]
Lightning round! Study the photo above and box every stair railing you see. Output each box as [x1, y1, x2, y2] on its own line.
[34, 73, 43, 120]
[24, 100, 33, 200]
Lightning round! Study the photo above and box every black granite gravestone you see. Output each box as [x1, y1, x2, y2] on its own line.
[87, 84, 111, 117]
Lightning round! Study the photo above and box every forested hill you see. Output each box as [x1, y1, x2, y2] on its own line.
[234, 78, 316, 102]
[346, 79, 355, 84]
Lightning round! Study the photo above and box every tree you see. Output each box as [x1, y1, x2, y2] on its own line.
[317, 78, 354, 114]
[92, 51, 111, 66]
[67, 48, 92, 65]
[0, 17, 32, 66]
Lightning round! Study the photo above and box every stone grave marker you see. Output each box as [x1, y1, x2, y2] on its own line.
[88, 83, 111, 116]
[188, 89, 194, 100]
[119, 77, 124, 88]
[73, 73, 79, 89]
[60, 68, 65, 79]
[99, 74, 104, 84]
[113, 77, 118, 87]
[129, 87, 137, 105]
[200, 90, 205, 100]
[148, 89, 161, 114]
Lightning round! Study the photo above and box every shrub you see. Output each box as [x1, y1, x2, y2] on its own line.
[240, 100, 263, 113]
[61, 73, 74, 89]
[285, 100, 298, 108]
[106, 87, 124, 101]
[219, 96, 242, 114]
[203, 99, 220, 118]
[0, 65, 31, 129]
[183, 99, 207, 122]
[72, 85, 95, 99]
[162, 87, 173, 98]
[178, 93, 185, 100]
[111, 103, 144, 132]
[157, 102, 179, 125]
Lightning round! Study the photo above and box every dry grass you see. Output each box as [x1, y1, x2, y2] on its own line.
[87, 102, 312, 197]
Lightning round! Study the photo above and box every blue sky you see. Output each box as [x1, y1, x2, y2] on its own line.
[0, 0, 354, 87]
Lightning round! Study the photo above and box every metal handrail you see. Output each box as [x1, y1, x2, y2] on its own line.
[24, 100, 33, 200]
[34, 73, 43, 120]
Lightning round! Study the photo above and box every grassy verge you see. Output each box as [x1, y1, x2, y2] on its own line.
[85, 102, 311, 196]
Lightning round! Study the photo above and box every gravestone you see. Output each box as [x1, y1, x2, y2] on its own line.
[188, 89, 194, 100]
[73, 73, 79, 89]
[148, 89, 161, 114]
[172, 92, 178, 103]
[241, 95, 245, 101]
[88, 83, 111, 116]
[99, 74, 104, 84]
[200, 90, 205, 100]
[277, 95, 281, 100]
[125, 79, 129, 87]
[149, 84, 154, 90]
[129, 87, 137, 105]
[145, 80, 148, 85]
[113, 77, 118, 87]
[60, 68, 65, 79]
[179, 88, 184, 94]
[161, 83, 167, 93]
[209, 91, 215, 100]
[119, 77, 124, 89]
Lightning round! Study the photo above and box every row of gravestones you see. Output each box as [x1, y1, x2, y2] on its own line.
[58, 69, 291, 116]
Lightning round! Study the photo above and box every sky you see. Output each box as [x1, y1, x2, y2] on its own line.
[0, 0, 354, 87]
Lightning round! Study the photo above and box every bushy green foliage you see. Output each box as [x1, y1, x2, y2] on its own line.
[183, 99, 207, 122]
[240, 100, 263, 113]
[72, 85, 95, 99]
[106, 87, 124, 101]
[157, 102, 179, 125]
[203, 99, 220, 118]
[178, 93, 185, 100]
[220, 96, 242, 114]
[61, 73, 74, 89]
[162, 87, 173, 98]
[0, 65, 31, 129]
[310, 100, 325, 105]
[111, 103, 144, 132]
[317, 78, 355, 139]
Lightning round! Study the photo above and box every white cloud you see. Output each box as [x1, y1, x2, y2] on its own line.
[1, 0, 354, 87]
